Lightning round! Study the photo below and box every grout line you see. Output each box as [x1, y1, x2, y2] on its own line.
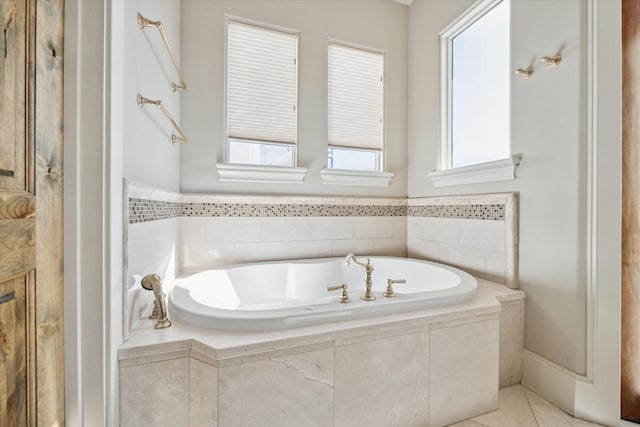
[522, 385, 541, 427]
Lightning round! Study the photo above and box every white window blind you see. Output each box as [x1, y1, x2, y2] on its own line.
[328, 43, 384, 151]
[227, 20, 298, 145]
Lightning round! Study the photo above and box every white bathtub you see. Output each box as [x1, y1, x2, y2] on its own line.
[169, 256, 477, 331]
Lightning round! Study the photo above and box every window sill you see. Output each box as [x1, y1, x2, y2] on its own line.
[217, 163, 308, 184]
[320, 168, 394, 187]
[428, 155, 522, 188]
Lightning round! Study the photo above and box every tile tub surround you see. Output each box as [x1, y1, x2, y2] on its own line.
[118, 281, 525, 427]
[407, 193, 518, 288]
[123, 180, 519, 337]
[124, 181, 517, 281]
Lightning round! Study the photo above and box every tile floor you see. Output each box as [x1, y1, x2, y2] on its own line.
[449, 384, 604, 427]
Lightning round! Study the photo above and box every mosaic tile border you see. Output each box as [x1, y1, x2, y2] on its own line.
[128, 198, 182, 224]
[182, 203, 406, 218]
[406, 204, 504, 221]
[128, 200, 505, 223]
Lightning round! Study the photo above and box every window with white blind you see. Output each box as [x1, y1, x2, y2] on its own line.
[328, 42, 384, 172]
[226, 19, 298, 167]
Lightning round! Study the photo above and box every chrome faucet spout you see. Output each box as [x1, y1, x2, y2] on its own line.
[345, 253, 369, 271]
[345, 254, 375, 301]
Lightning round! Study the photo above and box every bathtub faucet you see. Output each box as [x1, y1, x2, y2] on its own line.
[345, 254, 375, 301]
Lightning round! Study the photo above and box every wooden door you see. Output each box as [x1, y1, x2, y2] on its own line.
[0, 0, 64, 425]
[623, 0, 640, 423]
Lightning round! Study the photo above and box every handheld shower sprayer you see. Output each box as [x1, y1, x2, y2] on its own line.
[141, 274, 172, 329]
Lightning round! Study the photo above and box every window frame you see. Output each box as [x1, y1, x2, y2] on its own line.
[223, 15, 301, 168]
[326, 39, 386, 173]
[435, 0, 519, 187]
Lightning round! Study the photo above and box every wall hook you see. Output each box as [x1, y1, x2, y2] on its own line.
[541, 54, 562, 68]
[515, 66, 534, 79]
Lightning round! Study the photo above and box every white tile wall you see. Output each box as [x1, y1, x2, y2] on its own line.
[407, 216, 509, 285]
[125, 217, 180, 336]
[181, 216, 407, 272]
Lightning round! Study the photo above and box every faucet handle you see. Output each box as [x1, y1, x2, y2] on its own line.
[326, 283, 351, 303]
[384, 278, 406, 298]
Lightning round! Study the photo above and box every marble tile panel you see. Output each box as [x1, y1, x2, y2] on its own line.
[120, 357, 189, 427]
[470, 385, 537, 427]
[217, 348, 334, 426]
[353, 216, 394, 239]
[205, 217, 261, 243]
[499, 301, 524, 387]
[189, 358, 218, 427]
[181, 243, 235, 272]
[334, 332, 429, 427]
[118, 348, 191, 368]
[215, 341, 334, 368]
[430, 318, 499, 427]
[308, 217, 354, 240]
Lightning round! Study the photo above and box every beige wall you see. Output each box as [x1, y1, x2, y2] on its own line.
[180, 0, 408, 197]
[113, 0, 182, 192]
[408, 0, 588, 374]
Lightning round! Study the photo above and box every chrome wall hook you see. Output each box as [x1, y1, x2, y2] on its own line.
[541, 54, 562, 68]
[515, 66, 534, 79]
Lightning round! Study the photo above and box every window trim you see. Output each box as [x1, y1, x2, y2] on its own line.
[427, 154, 521, 188]
[437, 0, 517, 184]
[320, 168, 394, 187]
[326, 38, 386, 173]
[223, 15, 301, 168]
[217, 163, 308, 184]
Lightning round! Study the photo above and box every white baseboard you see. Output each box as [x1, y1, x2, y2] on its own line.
[521, 349, 580, 415]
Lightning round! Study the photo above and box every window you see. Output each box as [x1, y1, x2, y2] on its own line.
[327, 42, 384, 172]
[432, 0, 518, 187]
[226, 19, 298, 167]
